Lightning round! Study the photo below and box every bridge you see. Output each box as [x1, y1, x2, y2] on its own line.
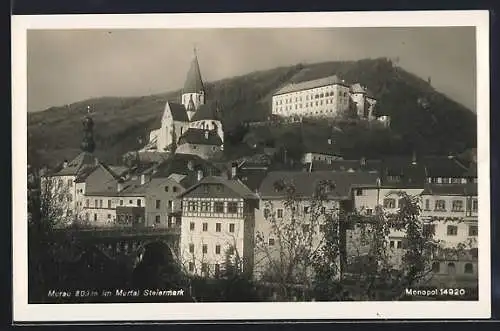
[51, 225, 181, 267]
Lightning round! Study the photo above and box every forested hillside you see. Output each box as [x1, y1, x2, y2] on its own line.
[27, 58, 476, 167]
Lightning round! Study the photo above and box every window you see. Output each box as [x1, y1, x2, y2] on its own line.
[383, 198, 396, 209]
[366, 209, 373, 215]
[196, 201, 208, 212]
[263, 208, 270, 218]
[398, 199, 403, 208]
[452, 200, 463, 212]
[303, 206, 310, 213]
[321, 207, 326, 214]
[469, 225, 478, 236]
[94, 214, 97, 221]
[215, 245, 221, 254]
[472, 199, 478, 212]
[447, 262, 456, 275]
[319, 224, 326, 232]
[168, 200, 173, 210]
[432, 262, 440, 273]
[355, 189, 363, 196]
[227, 202, 238, 213]
[424, 199, 430, 210]
[447, 225, 458, 236]
[202, 222, 208, 231]
[214, 202, 224, 213]
[202, 244, 208, 254]
[188, 201, 197, 212]
[155, 215, 161, 224]
[95, 199, 98, 207]
[67, 179, 73, 187]
[155, 200, 161, 209]
[129, 200, 133, 204]
[99, 200, 103, 208]
[202, 263, 208, 275]
[435, 200, 446, 211]
[173, 186, 178, 193]
[190, 222, 195, 231]
[464, 263, 474, 274]
[188, 262, 194, 272]
[216, 223, 221, 232]
[389, 240, 395, 248]
[85, 199, 89, 207]
[164, 186, 169, 192]
[229, 223, 235, 233]
[268, 238, 275, 246]
[396, 241, 402, 249]
[119, 199, 123, 206]
[276, 209, 283, 218]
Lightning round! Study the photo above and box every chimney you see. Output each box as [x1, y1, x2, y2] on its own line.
[230, 162, 238, 179]
[62, 160, 68, 168]
[411, 151, 417, 165]
[117, 182, 123, 192]
[204, 131, 209, 140]
[197, 169, 204, 181]
[140, 173, 149, 185]
[327, 138, 332, 145]
[187, 160, 194, 171]
[360, 157, 366, 166]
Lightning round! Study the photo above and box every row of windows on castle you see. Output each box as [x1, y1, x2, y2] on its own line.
[274, 98, 348, 113]
[275, 90, 349, 105]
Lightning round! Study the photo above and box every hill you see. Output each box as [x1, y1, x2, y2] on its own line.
[27, 58, 476, 167]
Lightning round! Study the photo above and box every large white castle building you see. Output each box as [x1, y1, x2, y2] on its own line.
[272, 75, 389, 125]
[145, 50, 224, 160]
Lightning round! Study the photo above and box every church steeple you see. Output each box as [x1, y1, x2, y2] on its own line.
[182, 47, 206, 120]
[183, 47, 205, 94]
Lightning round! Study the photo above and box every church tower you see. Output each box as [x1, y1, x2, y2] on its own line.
[182, 48, 206, 120]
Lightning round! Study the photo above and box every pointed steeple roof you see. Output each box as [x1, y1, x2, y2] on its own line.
[183, 49, 205, 94]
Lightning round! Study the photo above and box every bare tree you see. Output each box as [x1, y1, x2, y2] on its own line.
[255, 180, 336, 300]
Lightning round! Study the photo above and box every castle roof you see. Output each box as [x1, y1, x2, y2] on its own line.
[350, 83, 366, 94]
[274, 75, 346, 96]
[178, 128, 223, 146]
[183, 53, 205, 94]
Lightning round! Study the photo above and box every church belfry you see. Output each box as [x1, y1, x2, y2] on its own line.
[182, 47, 206, 120]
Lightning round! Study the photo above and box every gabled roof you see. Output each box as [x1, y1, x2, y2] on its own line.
[274, 75, 345, 96]
[191, 104, 219, 122]
[421, 183, 478, 196]
[178, 128, 223, 146]
[53, 152, 98, 176]
[423, 156, 472, 178]
[167, 102, 189, 122]
[183, 54, 205, 94]
[152, 153, 221, 187]
[178, 176, 258, 200]
[259, 171, 380, 199]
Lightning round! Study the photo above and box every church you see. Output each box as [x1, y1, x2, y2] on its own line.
[144, 50, 224, 160]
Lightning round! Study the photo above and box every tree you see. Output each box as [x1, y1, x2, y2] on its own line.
[255, 180, 336, 300]
[314, 190, 479, 301]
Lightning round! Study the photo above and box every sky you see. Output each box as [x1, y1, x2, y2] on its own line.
[27, 27, 476, 112]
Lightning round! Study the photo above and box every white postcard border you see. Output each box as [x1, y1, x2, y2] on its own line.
[12, 10, 491, 321]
